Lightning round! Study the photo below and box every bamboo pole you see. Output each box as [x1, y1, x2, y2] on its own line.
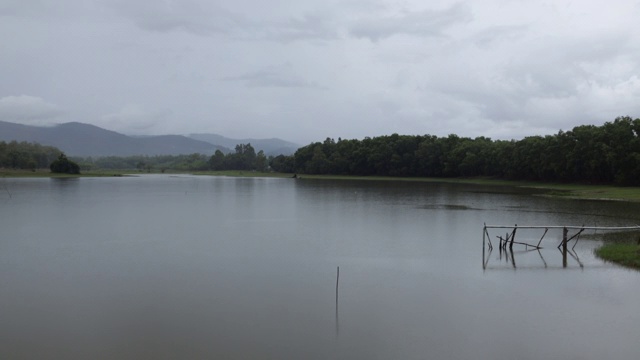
[537, 249, 548, 268]
[485, 225, 640, 231]
[483, 225, 486, 250]
[335, 266, 340, 337]
[483, 247, 492, 270]
[508, 240, 541, 249]
[562, 227, 568, 268]
[570, 228, 585, 250]
[335, 266, 340, 307]
[509, 225, 517, 250]
[487, 231, 493, 250]
[537, 228, 548, 248]
[509, 247, 516, 268]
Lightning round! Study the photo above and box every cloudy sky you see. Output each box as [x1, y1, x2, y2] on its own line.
[1, 0, 639, 144]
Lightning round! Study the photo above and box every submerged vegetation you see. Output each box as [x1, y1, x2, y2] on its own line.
[596, 244, 640, 269]
[593, 231, 640, 270]
[596, 243, 640, 269]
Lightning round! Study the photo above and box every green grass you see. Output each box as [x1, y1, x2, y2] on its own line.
[596, 243, 640, 269]
[592, 230, 640, 270]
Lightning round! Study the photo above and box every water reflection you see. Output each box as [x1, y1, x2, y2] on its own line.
[484, 246, 592, 270]
[2, 176, 640, 359]
[565, 247, 584, 268]
[483, 226, 595, 270]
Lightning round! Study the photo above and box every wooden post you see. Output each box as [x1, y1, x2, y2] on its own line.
[509, 247, 516, 268]
[482, 234, 486, 269]
[509, 225, 517, 250]
[484, 226, 493, 250]
[336, 266, 340, 306]
[537, 228, 548, 248]
[483, 225, 486, 250]
[335, 266, 340, 337]
[562, 227, 568, 268]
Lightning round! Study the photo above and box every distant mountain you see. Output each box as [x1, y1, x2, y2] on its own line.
[0, 121, 228, 157]
[188, 133, 300, 156]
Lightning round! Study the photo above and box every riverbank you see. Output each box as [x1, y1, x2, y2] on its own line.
[279, 174, 640, 202]
[5, 169, 640, 202]
[0, 169, 126, 178]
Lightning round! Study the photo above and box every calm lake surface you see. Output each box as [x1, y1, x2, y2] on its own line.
[1, 175, 639, 359]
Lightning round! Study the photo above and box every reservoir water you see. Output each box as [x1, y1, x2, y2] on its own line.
[1, 175, 639, 359]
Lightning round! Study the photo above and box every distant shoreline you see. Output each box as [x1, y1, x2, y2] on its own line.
[269, 173, 640, 203]
[4, 169, 640, 202]
[0, 169, 127, 178]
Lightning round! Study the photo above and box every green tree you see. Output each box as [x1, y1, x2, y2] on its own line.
[306, 145, 330, 174]
[270, 155, 294, 173]
[208, 150, 226, 170]
[50, 153, 80, 174]
[255, 150, 268, 172]
[227, 143, 257, 170]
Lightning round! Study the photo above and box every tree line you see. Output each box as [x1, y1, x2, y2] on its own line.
[0, 140, 270, 173]
[4, 117, 640, 185]
[275, 117, 640, 185]
[0, 141, 61, 170]
[72, 143, 270, 172]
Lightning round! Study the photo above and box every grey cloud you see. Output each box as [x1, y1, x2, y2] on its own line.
[470, 25, 529, 47]
[110, 0, 242, 35]
[222, 64, 325, 88]
[259, 14, 339, 43]
[0, 0, 48, 17]
[418, 29, 638, 130]
[0, 0, 28, 16]
[0, 0, 100, 19]
[2, 0, 640, 144]
[0, 95, 64, 124]
[501, 33, 634, 100]
[110, 0, 337, 42]
[101, 104, 172, 134]
[350, 2, 472, 41]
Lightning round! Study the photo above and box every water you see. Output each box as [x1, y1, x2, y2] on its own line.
[1, 175, 639, 359]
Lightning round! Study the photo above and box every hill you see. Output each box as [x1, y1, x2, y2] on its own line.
[188, 133, 300, 156]
[0, 121, 227, 157]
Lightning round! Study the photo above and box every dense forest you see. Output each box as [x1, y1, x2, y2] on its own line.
[0, 141, 62, 170]
[274, 116, 640, 186]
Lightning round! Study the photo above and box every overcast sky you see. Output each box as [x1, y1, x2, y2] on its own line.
[1, 0, 639, 144]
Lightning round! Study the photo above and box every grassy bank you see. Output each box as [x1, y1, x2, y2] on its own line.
[591, 231, 640, 270]
[0, 169, 125, 178]
[596, 243, 640, 269]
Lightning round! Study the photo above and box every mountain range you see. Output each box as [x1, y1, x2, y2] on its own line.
[0, 120, 300, 157]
